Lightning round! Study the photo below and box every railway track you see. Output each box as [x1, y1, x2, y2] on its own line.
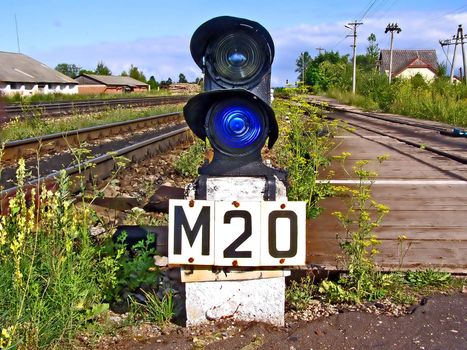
[305, 96, 467, 273]
[310, 96, 467, 165]
[0, 112, 192, 212]
[1, 95, 190, 122]
[2, 111, 184, 162]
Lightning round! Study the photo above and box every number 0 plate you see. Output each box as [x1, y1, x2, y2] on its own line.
[168, 200, 306, 267]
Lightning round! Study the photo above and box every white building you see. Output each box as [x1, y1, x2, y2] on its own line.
[379, 49, 438, 81]
[0, 51, 78, 96]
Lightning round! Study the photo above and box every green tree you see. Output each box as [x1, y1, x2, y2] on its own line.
[121, 70, 128, 76]
[55, 63, 81, 78]
[148, 75, 159, 90]
[436, 63, 447, 77]
[128, 65, 147, 82]
[295, 51, 313, 82]
[95, 61, 112, 75]
[366, 33, 379, 64]
[78, 68, 94, 75]
[178, 73, 188, 83]
[357, 34, 380, 71]
[160, 77, 173, 88]
[300, 51, 350, 88]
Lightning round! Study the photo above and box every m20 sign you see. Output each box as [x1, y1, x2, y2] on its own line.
[168, 200, 306, 267]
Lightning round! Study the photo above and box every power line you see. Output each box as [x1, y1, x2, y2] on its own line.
[427, 3, 467, 22]
[357, 0, 374, 20]
[358, 0, 379, 21]
[373, 0, 399, 20]
[391, 3, 467, 50]
[331, 35, 348, 50]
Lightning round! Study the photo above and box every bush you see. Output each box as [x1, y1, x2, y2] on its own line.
[174, 140, 206, 178]
[325, 69, 467, 127]
[101, 232, 160, 304]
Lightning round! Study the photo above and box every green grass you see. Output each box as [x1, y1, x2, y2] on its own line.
[0, 164, 122, 349]
[287, 270, 465, 307]
[327, 87, 380, 112]
[0, 103, 184, 142]
[326, 77, 467, 127]
[0, 157, 171, 348]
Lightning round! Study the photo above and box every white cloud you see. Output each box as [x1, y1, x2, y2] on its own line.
[31, 11, 467, 87]
[32, 36, 200, 82]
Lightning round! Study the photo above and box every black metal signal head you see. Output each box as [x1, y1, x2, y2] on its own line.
[185, 16, 283, 179]
[190, 16, 275, 103]
[184, 88, 279, 176]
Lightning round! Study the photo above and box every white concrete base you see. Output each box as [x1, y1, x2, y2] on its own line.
[185, 276, 285, 326]
[184, 175, 287, 327]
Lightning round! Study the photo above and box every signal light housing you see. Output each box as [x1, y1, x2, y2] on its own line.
[184, 88, 278, 176]
[190, 16, 274, 103]
[185, 16, 284, 194]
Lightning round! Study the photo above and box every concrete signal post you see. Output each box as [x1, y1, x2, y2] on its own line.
[168, 16, 307, 326]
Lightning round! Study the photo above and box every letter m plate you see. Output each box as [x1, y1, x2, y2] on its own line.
[168, 200, 215, 265]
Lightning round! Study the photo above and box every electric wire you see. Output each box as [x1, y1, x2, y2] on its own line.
[359, 0, 380, 21]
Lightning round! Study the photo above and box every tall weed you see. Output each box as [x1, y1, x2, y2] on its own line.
[0, 162, 120, 349]
[317, 157, 393, 303]
[273, 92, 339, 218]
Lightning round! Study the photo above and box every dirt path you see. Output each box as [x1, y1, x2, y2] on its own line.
[113, 293, 465, 350]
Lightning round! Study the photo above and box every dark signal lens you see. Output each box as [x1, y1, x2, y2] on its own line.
[212, 31, 266, 83]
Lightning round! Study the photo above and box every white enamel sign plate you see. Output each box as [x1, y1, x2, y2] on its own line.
[168, 199, 306, 267]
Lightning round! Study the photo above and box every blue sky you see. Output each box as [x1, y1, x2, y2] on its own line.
[1, 1, 466, 86]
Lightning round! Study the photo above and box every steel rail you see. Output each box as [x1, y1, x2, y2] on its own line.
[308, 99, 467, 164]
[311, 100, 453, 133]
[2, 95, 190, 121]
[2, 111, 183, 162]
[0, 124, 192, 213]
[336, 117, 467, 164]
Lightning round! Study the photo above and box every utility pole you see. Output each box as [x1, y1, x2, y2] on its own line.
[301, 52, 305, 85]
[14, 14, 21, 53]
[440, 25, 467, 83]
[385, 23, 402, 84]
[346, 21, 363, 94]
[316, 47, 325, 55]
[461, 26, 467, 84]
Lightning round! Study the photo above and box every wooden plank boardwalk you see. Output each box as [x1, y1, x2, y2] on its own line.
[306, 104, 467, 273]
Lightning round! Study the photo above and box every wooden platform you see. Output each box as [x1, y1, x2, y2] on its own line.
[306, 125, 467, 273]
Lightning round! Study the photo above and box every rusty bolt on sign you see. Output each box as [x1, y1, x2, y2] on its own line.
[232, 201, 240, 208]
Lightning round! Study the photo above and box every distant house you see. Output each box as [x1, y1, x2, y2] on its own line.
[74, 73, 149, 94]
[0, 51, 78, 96]
[378, 49, 439, 81]
[167, 83, 201, 94]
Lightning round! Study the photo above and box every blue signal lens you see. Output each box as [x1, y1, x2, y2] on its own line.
[211, 104, 263, 149]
